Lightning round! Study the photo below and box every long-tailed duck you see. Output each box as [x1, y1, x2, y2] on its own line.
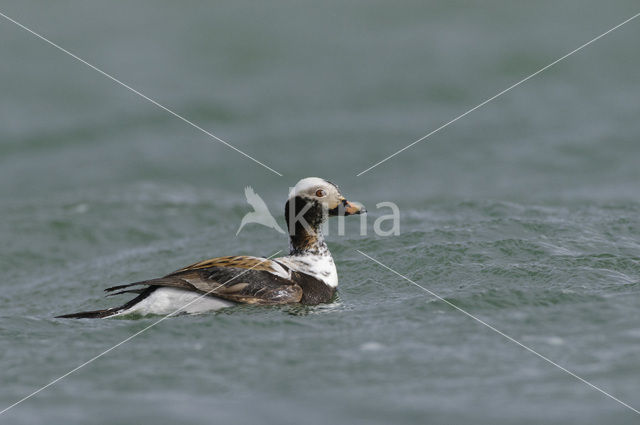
[57, 177, 365, 318]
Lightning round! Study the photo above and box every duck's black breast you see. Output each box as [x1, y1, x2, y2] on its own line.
[291, 271, 336, 305]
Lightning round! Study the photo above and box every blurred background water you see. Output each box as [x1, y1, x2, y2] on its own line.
[1, 1, 639, 424]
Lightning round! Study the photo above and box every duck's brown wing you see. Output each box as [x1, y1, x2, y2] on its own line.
[105, 256, 302, 305]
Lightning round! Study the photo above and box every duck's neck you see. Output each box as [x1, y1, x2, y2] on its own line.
[285, 196, 329, 256]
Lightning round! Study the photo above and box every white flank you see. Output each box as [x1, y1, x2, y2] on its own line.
[113, 288, 234, 316]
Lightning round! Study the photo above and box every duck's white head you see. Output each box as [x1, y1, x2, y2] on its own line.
[285, 177, 365, 256]
[288, 177, 365, 217]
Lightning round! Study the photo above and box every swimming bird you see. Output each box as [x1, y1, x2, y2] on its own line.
[57, 177, 365, 318]
[236, 186, 285, 235]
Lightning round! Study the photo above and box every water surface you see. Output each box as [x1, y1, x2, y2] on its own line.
[1, 1, 639, 424]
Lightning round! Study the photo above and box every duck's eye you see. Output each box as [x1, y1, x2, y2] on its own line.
[315, 189, 327, 197]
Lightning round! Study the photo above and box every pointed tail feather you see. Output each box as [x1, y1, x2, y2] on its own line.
[105, 289, 146, 297]
[104, 279, 152, 293]
[55, 307, 123, 319]
[56, 287, 156, 319]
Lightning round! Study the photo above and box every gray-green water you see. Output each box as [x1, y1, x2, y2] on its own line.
[1, 1, 640, 424]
